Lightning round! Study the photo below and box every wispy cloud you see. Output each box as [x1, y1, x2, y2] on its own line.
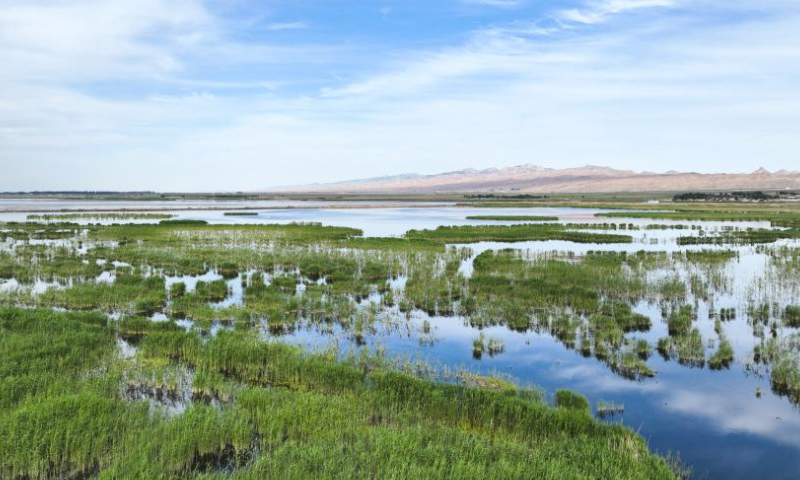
[2, 0, 800, 190]
[0, 0, 215, 81]
[460, 0, 524, 8]
[557, 0, 675, 25]
[266, 21, 306, 31]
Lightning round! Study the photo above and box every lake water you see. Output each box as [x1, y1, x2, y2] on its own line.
[2, 199, 799, 479]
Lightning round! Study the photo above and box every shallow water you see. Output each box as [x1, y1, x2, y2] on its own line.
[3, 199, 800, 479]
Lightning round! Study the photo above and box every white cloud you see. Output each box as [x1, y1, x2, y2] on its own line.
[2, 0, 800, 190]
[664, 385, 800, 447]
[461, 0, 524, 8]
[557, 0, 675, 25]
[0, 0, 214, 82]
[266, 21, 307, 31]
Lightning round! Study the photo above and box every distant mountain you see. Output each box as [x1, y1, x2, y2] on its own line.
[272, 165, 800, 194]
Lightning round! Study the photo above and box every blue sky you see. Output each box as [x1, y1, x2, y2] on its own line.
[1, 0, 799, 191]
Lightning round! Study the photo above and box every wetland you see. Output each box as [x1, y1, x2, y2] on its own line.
[2, 197, 800, 479]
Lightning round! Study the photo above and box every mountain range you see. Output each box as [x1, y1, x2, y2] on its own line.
[274, 165, 800, 194]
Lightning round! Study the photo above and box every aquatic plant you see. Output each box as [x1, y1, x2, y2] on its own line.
[466, 215, 559, 221]
[27, 213, 174, 221]
[195, 280, 229, 303]
[170, 281, 187, 299]
[472, 333, 485, 359]
[554, 389, 590, 414]
[487, 336, 506, 356]
[667, 305, 695, 336]
[783, 305, 800, 327]
[596, 400, 625, 419]
[406, 224, 633, 244]
[8, 206, 800, 478]
[708, 338, 734, 370]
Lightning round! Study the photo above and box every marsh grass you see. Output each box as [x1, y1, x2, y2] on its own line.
[596, 209, 800, 228]
[596, 400, 625, 419]
[406, 224, 632, 244]
[4, 210, 800, 478]
[466, 215, 559, 221]
[783, 305, 800, 327]
[27, 213, 174, 221]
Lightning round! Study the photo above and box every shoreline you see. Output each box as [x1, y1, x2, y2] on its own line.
[0, 203, 457, 214]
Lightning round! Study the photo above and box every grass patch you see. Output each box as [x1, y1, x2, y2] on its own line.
[466, 215, 559, 221]
[406, 224, 632, 244]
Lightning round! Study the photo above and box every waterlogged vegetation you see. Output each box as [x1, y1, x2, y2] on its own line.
[0, 308, 677, 480]
[677, 229, 800, 246]
[224, 212, 259, 216]
[27, 213, 174, 221]
[0, 219, 685, 480]
[466, 215, 559, 221]
[3, 200, 800, 479]
[596, 209, 800, 228]
[406, 224, 632, 243]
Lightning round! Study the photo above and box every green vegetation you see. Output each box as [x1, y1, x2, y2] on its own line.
[0, 307, 676, 480]
[406, 224, 632, 244]
[754, 334, 800, 407]
[159, 219, 209, 226]
[658, 328, 705, 368]
[27, 212, 174, 221]
[596, 400, 625, 419]
[672, 191, 797, 202]
[708, 338, 734, 370]
[0, 218, 689, 480]
[195, 279, 229, 302]
[224, 212, 259, 216]
[677, 229, 800, 245]
[466, 215, 559, 221]
[597, 210, 800, 228]
[554, 390, 590, 413]
[4, 199, 800, 478]
[783, 305, 800, 327]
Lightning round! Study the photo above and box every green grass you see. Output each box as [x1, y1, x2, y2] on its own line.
[708, 338, 734, 370]
[782, 305, 800, 327]
[159, 219, 209, 226]
[0, 306, 677, 480]
[677, 229, 800, 246]
[9, 208, 800, 478]
[466, 215, 559, 221]
[27, 213, 174, 221]
[406, 224, 632, 244]
[596, 210, 800, 228]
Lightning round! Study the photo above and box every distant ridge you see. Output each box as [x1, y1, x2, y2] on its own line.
[271, 164, 800, 194]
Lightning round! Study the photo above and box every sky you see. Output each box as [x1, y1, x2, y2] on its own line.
[1, 0, 799, 191]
